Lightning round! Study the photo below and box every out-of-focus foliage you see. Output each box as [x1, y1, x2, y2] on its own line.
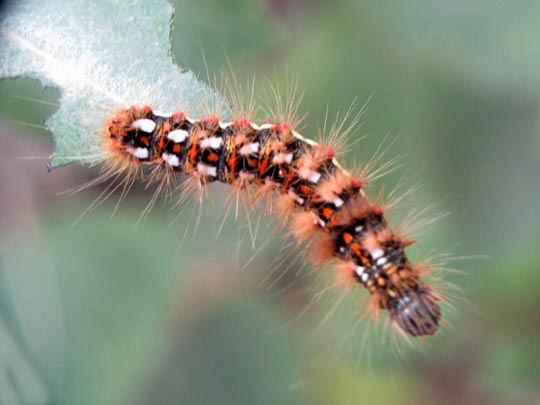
[0, 0, 539, 404]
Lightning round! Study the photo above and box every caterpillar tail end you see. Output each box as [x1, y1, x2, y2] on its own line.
[388, 287, 441, 337]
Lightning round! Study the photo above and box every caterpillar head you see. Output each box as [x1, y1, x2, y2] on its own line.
[388, 286, 441, 337]
[107, 107, 155, 162]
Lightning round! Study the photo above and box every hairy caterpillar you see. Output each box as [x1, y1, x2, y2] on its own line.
[102, 105, 442, 337]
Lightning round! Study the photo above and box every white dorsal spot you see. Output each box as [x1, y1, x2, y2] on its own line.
[309, 172, 321, 183]
[129, 147, 149, 159]
[284, 153, 293, 164]
[167, 129, 189, 143]
[272, 154, 285, 165]
[371, 248, 384, 260]
[272, 152, 294, 165]
[132, 119, 156, 133]
[200, 137, 223, 149]
[162, 152, 180, 167]
[197, 163, 217, 177]
[239, 142, 259, 156]
[332, 197, 344, 207]
[298, 166, 320, 183]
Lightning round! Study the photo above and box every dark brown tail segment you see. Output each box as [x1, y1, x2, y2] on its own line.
[388, 285, 441, 336]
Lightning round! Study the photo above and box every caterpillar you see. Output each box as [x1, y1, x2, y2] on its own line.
[104, 105, 442, 337]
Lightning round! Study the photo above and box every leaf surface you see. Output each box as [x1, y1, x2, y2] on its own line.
[0, 0, 228, 167]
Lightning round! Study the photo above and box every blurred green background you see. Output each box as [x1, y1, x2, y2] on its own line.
[1, 0, 539, 404]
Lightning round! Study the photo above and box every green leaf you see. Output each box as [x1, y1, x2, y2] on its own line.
[0, 0, 229, 168]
